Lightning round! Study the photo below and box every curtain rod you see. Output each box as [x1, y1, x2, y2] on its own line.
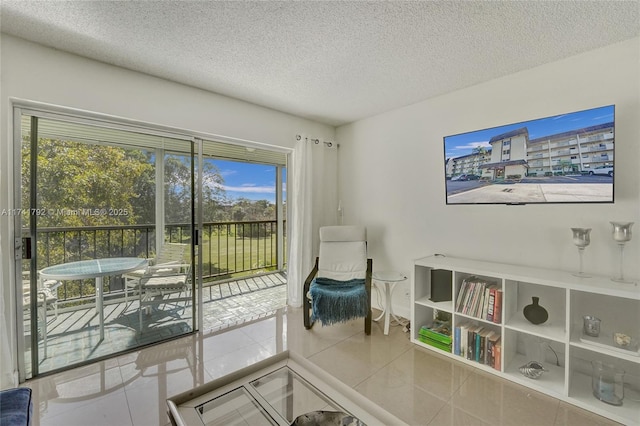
[296, 134, 335, 148]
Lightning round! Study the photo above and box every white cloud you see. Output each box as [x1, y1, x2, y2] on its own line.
[224, 185, 275, 194]
[219, 169, 237, 177]
[452, 141, 490, 151]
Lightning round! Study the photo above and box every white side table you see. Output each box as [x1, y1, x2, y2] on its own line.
[372, 271, 407, 335]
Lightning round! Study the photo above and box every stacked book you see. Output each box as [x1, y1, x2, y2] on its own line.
[455, 277, 502, 324]
[453, 321, 501, 371]
[418, 321, 452, 353]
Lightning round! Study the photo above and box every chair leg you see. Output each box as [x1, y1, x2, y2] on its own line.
[365, 310, 372, 335]
[303, 294, 313, 329]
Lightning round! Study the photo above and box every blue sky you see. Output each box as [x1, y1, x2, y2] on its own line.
[209, 159, 286, 203]
[443, 105, 614, 160]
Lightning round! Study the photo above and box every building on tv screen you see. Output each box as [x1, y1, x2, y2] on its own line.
[444, 105, 614, 204]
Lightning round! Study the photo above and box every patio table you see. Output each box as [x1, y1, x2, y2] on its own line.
[40, 257, 148, 340]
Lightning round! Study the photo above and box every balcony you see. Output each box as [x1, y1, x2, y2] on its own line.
[24, 270, 286, 376]
[22, 220, 287, 376]
[31, 220, 284, 305]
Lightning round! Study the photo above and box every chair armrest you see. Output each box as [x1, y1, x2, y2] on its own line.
[149, 263, 190, 275]
[303, 257, 319, 295]
[303, 257, 319, 329]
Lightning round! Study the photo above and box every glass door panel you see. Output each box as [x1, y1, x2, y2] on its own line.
[17, 113, 197, 378]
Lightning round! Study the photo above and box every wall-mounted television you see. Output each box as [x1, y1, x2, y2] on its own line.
[444, 105, 615, 205]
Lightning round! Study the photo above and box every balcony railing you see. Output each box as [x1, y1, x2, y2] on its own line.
[26, 220, 285, 304]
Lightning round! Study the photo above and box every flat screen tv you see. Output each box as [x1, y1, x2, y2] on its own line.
[444, 105, 615, 205]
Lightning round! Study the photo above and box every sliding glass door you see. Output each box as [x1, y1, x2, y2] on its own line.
[13, 107, 288, 381]
[15, 111, 199, 379]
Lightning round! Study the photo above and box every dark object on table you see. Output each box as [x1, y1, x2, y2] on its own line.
[291, 410, 365, 426]
[523, 296, 548, 325]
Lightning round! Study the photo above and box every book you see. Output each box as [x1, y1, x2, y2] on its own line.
[455, 281, 469, 313]
[469, 282, 483, 317]
[466, 326, 474, 360]
[419, 322, 452, 345]
[478, 328, 491, 364]
[418, 335, 452, 352]
[453, 326, 461, 356]
[467, 325, 482, 361]
[493, 289, 503, 324]
[494, 338, 502, 371]
[462, 281, 475, 315]
[481, 287, 491, 319]
[483, 330, 496, 366]
[487, 332, 501, 368]
[474, 285, 485, 317]
[459, 323, 468, 358]
[486, 287, 497, 322]
[474, 327, 484, 362]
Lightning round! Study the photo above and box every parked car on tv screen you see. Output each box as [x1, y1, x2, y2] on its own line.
[588, 165, 613, 177]
[451, 174, 480, 181]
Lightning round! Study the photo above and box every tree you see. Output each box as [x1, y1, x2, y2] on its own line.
[23, 139, 154, 228]
[472, 145, 489, 157]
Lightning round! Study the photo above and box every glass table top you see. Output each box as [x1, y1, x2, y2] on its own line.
[168, 352, 403, 426]
[197, 367, 347, 426]
[372, 270, 407, 283]
[39, 257, 148, 280]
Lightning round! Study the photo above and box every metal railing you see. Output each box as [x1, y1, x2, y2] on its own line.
[28, 220, 285, 304]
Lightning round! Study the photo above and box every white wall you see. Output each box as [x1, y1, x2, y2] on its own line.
[0, 35, 335, 387]
[337, 37, 640, 319]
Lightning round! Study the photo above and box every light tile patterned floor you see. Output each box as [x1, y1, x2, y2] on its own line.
[22, 308, 622, 426]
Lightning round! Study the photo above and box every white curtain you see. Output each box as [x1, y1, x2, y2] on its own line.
[0, 205, 17, 389]
[287, 135, 338, 307]
[287, 136, 312, 307]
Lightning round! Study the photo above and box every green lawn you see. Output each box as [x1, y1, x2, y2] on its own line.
[199, 232, 286, 281]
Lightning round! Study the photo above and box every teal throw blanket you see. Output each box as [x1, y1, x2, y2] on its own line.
[310, 277, 368, 326]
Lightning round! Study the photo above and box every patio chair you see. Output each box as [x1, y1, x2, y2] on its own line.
[22, 277, 61, 358]
[303, 225, 372, 335]
[22, 271, 61, 318]
[123, 243, 188, 303]
[137, 262, 192, 331]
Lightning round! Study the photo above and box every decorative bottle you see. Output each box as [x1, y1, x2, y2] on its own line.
[523, 296, 548, 325]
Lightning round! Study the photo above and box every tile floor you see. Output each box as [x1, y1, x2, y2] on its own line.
[21, 307, 622, 426]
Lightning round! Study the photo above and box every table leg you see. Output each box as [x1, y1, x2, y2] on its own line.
[373, 282, 386, 322]
[384, 283, 391, 335]
[96, 277, 104, 341]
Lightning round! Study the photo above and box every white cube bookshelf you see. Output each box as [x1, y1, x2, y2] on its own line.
[411, 254, 640, 425]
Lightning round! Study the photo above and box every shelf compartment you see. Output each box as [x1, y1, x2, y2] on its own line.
[413, 266, 454, 312]
[568, 346, 640, 425]
[412, 304, 452, 355]
[503, 353, 566, 397]
[504, 280, 567, 342]
[502, 329, 566, 396]
[570, 290, 640, 363]
[453, 272, 502, 323]
[569, 370, 640, 425]
[451, 320, 501, 371]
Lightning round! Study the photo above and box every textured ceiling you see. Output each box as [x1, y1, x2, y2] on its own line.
[1, 1, 639, 126]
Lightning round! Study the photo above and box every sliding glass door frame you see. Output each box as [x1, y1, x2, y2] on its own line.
[12, 104, 202, 381]
[11, 101, 288, 381]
